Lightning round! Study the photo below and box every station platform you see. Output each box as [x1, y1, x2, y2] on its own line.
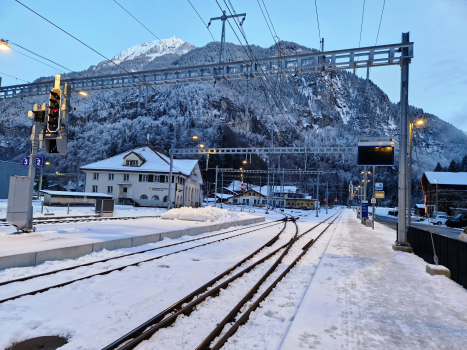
[0, 215, 264, 271]
[280, 209, 467, 349]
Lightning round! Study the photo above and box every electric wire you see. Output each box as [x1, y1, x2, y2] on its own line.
[10, 48, 64, 73]
[0, 70, 30, 83]
[375, 0, 386, 45]
[187, 0, 219, 46]
[256, 0, 276, 42]
[10, 41, 74, 73]
[358, 0, 366, 48]
[314, 0, 321, 45]
[218, 0, 292, 128]
[14, 0, 176, 104]
[261, 0, 278, 38]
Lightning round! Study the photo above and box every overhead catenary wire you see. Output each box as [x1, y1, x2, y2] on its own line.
[187, 0, 219, 47]
[375, 0, 386, 45]
[218, 0, 292, 128]
[314, 0, 322, 45]
[358, 0, 366, 48]
[0, 70, 30, 83]
[14, 0, 176, 104]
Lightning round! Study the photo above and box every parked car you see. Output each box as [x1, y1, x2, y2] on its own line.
[446, 212, 467, 228]
[431, 214, 450, 226]
[388, 210, 398, 216]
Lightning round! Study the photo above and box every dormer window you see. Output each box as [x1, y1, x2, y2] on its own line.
[126, 160, 138, 166]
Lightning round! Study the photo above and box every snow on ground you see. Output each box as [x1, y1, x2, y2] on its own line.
[0, 199, 164, 219]
[0, 206, 258, 257]
[0, 208, 337, 350]
[279, 209, 467, 350]
[161, 206, 255, 222]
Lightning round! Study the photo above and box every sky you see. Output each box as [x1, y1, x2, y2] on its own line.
[0, 0, 466, 131]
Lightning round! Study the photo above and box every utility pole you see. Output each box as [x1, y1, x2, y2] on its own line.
[167, 154, 174, 210]
[326, 182, 328, 214]
[221, 170, 224, 209]
[407, 122, 414, 227]
[265, 163, 269, 214]
[395, 32, 412, 252]
[208, 10, 246, 63]
[316, 172, 320, 217]
[215, 165, 218, 208]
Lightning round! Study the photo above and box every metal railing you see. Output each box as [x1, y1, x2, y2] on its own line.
[408, 226, 467, 289]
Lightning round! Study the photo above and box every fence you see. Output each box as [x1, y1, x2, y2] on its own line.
[408, 226, 467, 289]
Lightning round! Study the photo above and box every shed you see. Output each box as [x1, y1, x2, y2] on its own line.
[40, 190, 113, 206]
[0, 161, 28, 199]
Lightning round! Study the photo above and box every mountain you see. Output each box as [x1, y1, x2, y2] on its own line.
[1, 37, 467, 204]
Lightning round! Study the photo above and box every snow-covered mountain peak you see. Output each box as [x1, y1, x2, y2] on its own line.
[112, 36, 194, 64]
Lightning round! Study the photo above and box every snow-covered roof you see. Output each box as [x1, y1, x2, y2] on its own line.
[423, 172, 467, 186]
[214, 193, 233, 199]
[414, 204, 425, 209]
[80, 146, 199, 177]
[40, 190, 112, 198]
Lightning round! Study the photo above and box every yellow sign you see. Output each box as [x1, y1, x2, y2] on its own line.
[375, 191, 385, 199]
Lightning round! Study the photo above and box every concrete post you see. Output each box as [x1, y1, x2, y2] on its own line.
[167, 154, 174, 210]
[395, 32, 412, 251]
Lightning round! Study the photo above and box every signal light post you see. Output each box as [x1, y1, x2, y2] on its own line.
[7, 75, 70, 232]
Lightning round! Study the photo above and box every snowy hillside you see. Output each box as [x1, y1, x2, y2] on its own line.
[1, 37, 467, 204]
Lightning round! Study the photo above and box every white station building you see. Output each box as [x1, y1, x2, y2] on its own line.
[80, 146, 203, 207]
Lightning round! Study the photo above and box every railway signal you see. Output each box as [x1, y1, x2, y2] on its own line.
[47, 84, 62, 133]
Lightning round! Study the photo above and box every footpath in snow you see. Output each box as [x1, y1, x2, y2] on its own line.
[280, 209, 467, 350]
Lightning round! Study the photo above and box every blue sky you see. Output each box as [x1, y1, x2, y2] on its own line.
[1, 0, 466, 131]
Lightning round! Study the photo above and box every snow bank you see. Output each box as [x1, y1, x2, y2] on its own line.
[161, 207, 255, 223]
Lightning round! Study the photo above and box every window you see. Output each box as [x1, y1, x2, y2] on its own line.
[160, 175, 166, 183]
[92, 185, 98, 193]
[152, 195, 160, 201]
[126, 160, 138, 166]
[108, 173, 114, 181]
[233, 199, 238, 204]
[123, 174, 129, 181]
[140, 195, 148, 200]
[93, 173, 99, 180]
[163, 196, 168, 202]
[139, 174, 149, 182]
[107, 186, 113, 194]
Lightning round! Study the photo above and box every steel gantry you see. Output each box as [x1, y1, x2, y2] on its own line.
[0, 40, 413, 99]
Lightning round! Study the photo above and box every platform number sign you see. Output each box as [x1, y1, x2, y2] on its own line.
[35, 156, 45, 168]
[22, 156, 30, 166]
[371, 198, 376, 204]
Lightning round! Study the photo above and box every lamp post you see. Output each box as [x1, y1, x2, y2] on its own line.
[434, 179, 438, 217]
[407, 118, 425, 227]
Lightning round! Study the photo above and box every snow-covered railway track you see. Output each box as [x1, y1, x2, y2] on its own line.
[0, 215, 161, 227]
[0, 220, 285, 304]
[102, 211, 341, 350]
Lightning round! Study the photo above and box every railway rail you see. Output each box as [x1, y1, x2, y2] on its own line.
[0, 219, 286, 304]
[102, 210, 341, 350]
[0, 215, 162, 227]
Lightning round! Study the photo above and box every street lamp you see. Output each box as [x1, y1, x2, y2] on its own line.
[192, 135, 199, 140]
[407, 117, 426, 226]
[0, 39, 10, 51]
[78, 91, 88, 96]
[199, 144, 205, 148]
